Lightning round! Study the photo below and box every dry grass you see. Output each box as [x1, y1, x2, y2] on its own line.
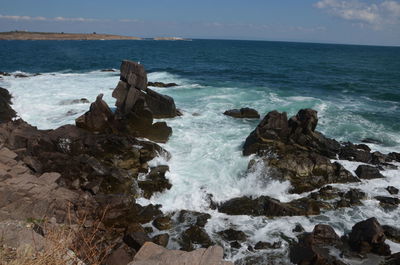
[0, 206, 115, 265]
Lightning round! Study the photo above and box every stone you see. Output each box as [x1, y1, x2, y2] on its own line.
[254, 241, 280, 250]
[375, 196, 400, 210]
[105, 244, 136, 265]
[152, 233, 169, 247]
[120, 60, 148, 91]
[152, 216, 172, 231]
[217, 229, 247, 242]
[148, 81, 178, 88]
[355, 165, 384, 179]
[381, 252, 400, 265]
[177, 210, 211, 227]
[127, 242, 233, 265]
[180, 225, 213, 250]
[348, 217, 391, 256]
[223, 108, 260, 119]
[386, 186, 399, 195]
[144, 88, 177, 118]
[382, 225, 400, 243]
[339, 143, 372, 163]
[0, 87, 16, 123]
[123, 224, 151, 251]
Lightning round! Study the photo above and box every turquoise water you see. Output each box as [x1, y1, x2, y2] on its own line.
[1, 39, 400, 263]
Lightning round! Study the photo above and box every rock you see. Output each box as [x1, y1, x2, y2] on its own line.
[123, 224, 152, 251]
[152, 216, 172, 231]
[339, 143, 372, 163]
[14, 73, 29, 78]
[242, 109, 357, 193]
[0, 72, 11, 76]
[223, 108, 260, 119]
[0, 87, 16, 123]
[217, 229, 247, 242]
[381, 252, 400, 265]
[105, 244, 137, 265]
[348, 217, 391, 256]
[127, 242, 233, 265]
[382, 225, 400, 243]
[254, 241, 280, 250]
[218, 195, 320, 217]
[375, 196, 400, 210]
[362, 138, 383, 144]
[152, 233, 169, 247]
[293, 224, 305, 233]
[60, 98, 90, 105]
[230, 241, 241, 249]
[138, 166, 172, 199]
[355, 165, 384, 179]
[386, 186, 399, 195]
[148, 81, 178, 88]
[101, 69, 117, 72]
[388, 152, 400, 162]
[180, 225, 213, 250]
[75, 94, 114, 133]
[177, 210, 211, 227]
[144, 88, 177, 118]
[120, 60, 148, 91]
[289, 224, 343, 265]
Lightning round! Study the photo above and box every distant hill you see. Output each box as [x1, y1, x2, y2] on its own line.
[0, 31, 142, 40]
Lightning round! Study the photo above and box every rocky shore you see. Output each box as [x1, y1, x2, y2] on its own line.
[0, 61, 399, 265]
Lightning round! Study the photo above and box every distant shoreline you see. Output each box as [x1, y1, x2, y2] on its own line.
[0, 31, 192, 41]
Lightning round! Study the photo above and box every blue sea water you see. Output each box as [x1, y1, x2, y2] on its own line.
[1, 39, 400, 263]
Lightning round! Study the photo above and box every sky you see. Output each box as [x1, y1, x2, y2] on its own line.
[0, 0, 399, 46]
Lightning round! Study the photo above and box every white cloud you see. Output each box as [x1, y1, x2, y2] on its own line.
[314, 0, 400, 29]
[0, 14, 99, 22]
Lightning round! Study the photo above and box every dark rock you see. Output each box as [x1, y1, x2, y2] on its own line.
[177, 210, 211, 227]
[105, 244, 136, 265]
[339, 143, 372, 163]
[180, 225, 213, 251]
[14, 73, 29, 78]
[254, 241, 281, 250]
[217, 229, 247, 242]
[382, 225, 400, 243]
[123, 224, 151, 251]
[382, 252, 400, 265]
[75, 94, 114, 133]
[293, 224, 305, 233]
[120, 60, 147, 91]
[230, 241, 242, 249]
[386, 186, 399, 195]
[152, 233, 169, 247]
[152, 216, 172, 231]
[60, 98, 90, 105]
[289, 224, 343, 265]
[223, 108, 260, 119]
[348, 217, 391, 256]
[0, 87, 16, 123]
[138, 166, 172, 199]
[355, 165, 384, 179]
[0, 72, 11, 76]
[148, 81, 178, 88]
[375, 196, 400, 210]
[101, 69, 117, 72]
[388, 152, 400, 162]
[144, 88, 177, 118]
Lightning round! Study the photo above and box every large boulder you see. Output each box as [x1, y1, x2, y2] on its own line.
[348, 217, 391, 256]
[0, 87, 16, 123]
[355, 165, 384, 179]
[242, 109, 359, 193]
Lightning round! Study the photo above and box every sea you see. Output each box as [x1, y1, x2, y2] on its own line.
[1, 39, 400, 264]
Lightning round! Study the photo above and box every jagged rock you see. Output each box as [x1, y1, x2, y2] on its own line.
[382, 252, 400, 265]
[230, 241, 242, 249]
[355, 165, 384, 179]
[180, 225, 213, 251]
[289, 224, 344, 265]
[254, 241, 281, 249]
[105, 243, 137, 265]
[217, 229, 247, 242]
[101, 69, 117, 72]
[0, 87, 16, 123]
[152, 233, 169, 247]
[362, 138, 383, 144]
[242, 109, 357, 193]
[339, 143, 372, 163]
[386, 186, 399, 195]
[348, 217, 391, 256]
[375, 196, 400, 210]
[388, 152, 400, 162]
[223, 108, 260, 119]
[14, 73, 29, 78]
[76, 94, 114, 133]
[148, 81, 178, 88]
[128, 242, 233, 265]
[138, 166, 172, 199]
[123, 223, 151, 251]
[120, 60, 148, 91]
[218, 195, 321, 217]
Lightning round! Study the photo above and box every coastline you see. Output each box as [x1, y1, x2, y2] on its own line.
[0, 31, 142, 40]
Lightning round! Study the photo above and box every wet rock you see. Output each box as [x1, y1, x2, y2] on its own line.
[105, 243, 137, 265]
[0, 87, 16, 123]
[386, 186, 399, 195]
[14, 73, 29, 78]
[120, 60, 148, 91]
[381, 252, 400, 265]
[152, 216, 172, 231]
[0, 72, 11, 76]
[180, 225, 213, 251]
[218, 195, 320, 217]
[138, 166, 172, 199]
[230, 241, 242, 249]
[348, 217, 391, 256]
[382, 225, 400, 243]
[355, 165, 384, 179]
[101, 69, 117, 72]
[152, 233, 169, 247]
[148, 81, 178, 88]
[335, 189, 366, 208]
[177, 210, 211, 227]
[223, 108, 260, 119]
[123, 223, 151, 251]
[76, 94, 114, 133]
[375, 196, 400, 210]
[362, 138, 383, 144]
[289, 224, 343, 265]
[60, 98, 90, 105]
[388, 152, 400, 162]
[217, 229, 247, 242]
[144, 88, 177, 118]
[254, 241, 281, 250]
[339, 143, 372, 163]
[293, 224, 305, 233]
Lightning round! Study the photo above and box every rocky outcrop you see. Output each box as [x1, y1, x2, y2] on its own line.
[355, 165, 384, 179]
[0, 87, 16, 123]
[128, 242, 233, 265]
[242, 109, 358, 193]
[148, 81, 178, 88]
[76, 60, 177, 143]
[223, 108, 260, 119]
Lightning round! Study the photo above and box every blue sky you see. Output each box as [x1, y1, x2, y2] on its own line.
[0, 0, 399, 46]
